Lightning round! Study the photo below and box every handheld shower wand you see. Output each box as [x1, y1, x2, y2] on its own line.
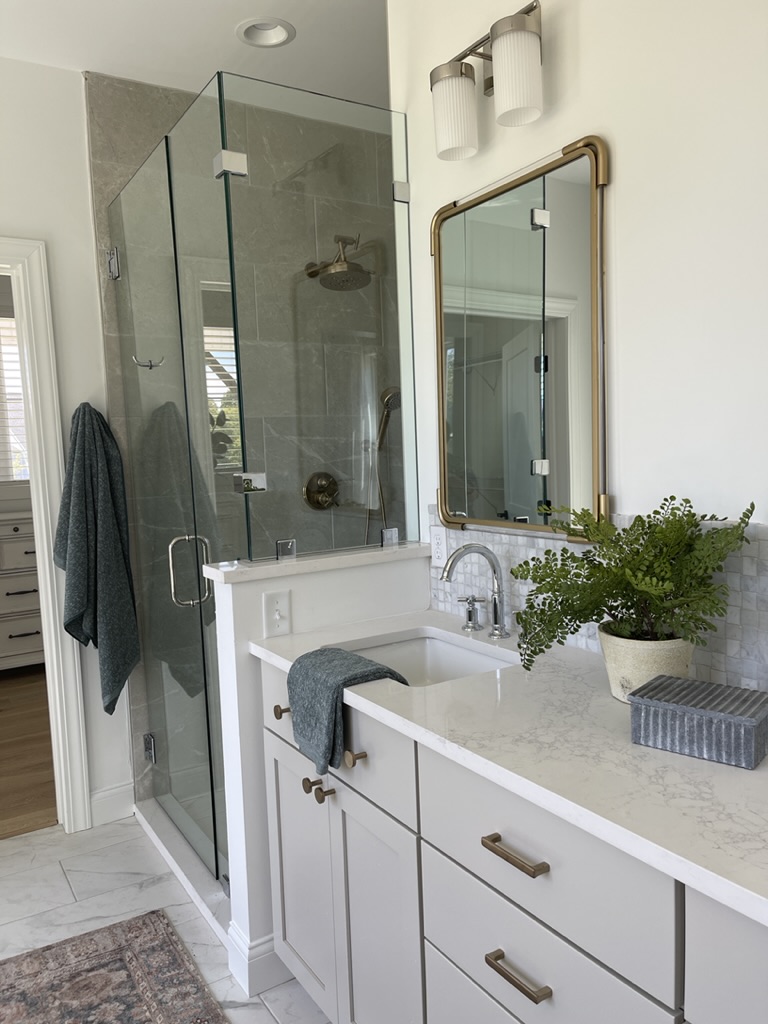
[365, 386, 402, 543]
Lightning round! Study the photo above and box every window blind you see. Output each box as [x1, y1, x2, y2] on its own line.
[0, 318, 29, 481]
[204, 325, 242, 470]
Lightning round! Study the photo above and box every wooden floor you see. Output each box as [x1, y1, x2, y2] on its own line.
[0, 665, 57, 840]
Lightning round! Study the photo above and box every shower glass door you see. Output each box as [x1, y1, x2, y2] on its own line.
[108, 74, 243, 880]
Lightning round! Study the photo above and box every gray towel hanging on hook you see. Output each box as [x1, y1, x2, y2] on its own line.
[53, 403, 140, 714]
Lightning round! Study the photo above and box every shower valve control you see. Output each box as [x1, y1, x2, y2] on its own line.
[263, 590, 292, 637]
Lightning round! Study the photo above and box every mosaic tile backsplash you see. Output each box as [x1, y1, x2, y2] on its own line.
[428, 506, 768, 692]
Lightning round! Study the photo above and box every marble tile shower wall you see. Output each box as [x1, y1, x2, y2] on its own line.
[223, 101, 405, 557]
[429, 506, 768, 691]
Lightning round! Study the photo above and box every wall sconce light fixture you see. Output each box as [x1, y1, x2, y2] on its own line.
[429, 0, 543, 161]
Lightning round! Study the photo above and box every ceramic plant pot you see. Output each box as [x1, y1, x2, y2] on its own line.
[598, 624, 694, 704]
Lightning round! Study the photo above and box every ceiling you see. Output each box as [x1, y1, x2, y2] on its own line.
[0, 0, 391, 108]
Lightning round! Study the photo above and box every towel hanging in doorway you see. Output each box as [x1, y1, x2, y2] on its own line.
[53, 402, 140, 714]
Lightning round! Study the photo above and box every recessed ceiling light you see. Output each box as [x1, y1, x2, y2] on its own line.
[236, 17, 297, 48]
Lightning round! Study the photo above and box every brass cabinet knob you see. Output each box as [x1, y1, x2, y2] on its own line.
[302, 777, 322, 794]
[485, 949, 553, 1004]
[481, 832, 550, 878]
[343, 749, 368, 769]
[314, 785, 336, 804]
[273, 705, 291, 720]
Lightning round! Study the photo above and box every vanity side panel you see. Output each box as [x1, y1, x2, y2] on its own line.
[686, 888, 768, 1024]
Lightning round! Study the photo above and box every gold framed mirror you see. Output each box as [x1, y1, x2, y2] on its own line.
[432, 135, 609, 531]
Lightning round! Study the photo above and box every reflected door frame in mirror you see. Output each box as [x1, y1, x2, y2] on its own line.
[432, 135, 609, 533]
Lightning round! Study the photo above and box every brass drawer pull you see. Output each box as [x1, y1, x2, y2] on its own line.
[23, 550, 36, 556]
[481, 833, 550, 878]
[6, 588, 38, 596]
[485, 948, 553, 1004]
[302, 777, 322, 794]
[9, 630, 42, 639]
[343, 749, 368, 768]
[273, 705, 291, 720]
[314, 785, 335, 804]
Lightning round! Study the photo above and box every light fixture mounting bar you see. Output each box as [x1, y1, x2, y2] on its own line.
[447, 0, 540, 63]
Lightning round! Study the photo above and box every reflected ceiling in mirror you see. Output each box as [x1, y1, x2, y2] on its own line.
[432, 136, 609, 532]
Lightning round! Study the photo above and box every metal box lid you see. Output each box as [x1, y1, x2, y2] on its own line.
[628, 675, 768, 725]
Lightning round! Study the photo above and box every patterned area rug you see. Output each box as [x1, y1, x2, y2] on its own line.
[0, 909, 228, 1023]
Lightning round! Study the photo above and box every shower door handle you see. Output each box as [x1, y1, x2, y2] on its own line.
[168, 534, 213, 608]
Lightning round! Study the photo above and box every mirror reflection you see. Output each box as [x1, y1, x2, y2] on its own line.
[434, 139, 607, 530]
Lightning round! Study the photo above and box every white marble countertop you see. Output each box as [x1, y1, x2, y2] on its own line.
[250, 611, 768, 929]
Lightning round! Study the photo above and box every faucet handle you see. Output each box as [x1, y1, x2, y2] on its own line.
[458, 594, 485, 632]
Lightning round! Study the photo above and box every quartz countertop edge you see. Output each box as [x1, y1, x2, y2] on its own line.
[250, 611, 768, 928]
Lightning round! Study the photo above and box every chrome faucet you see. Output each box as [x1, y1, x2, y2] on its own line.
[440, 543, 511, 639]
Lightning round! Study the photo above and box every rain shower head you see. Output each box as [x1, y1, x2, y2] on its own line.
[305, 234, 372, 291]
[376, 386, 401, 449]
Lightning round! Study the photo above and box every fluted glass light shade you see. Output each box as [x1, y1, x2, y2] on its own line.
[491, 7, 543, 127]
[430, 62, 478, 161]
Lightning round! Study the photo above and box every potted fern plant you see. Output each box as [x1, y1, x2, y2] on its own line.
[510, 497, 754, 702]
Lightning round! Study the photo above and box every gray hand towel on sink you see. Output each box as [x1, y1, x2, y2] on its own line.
[287, 647, 408, 774]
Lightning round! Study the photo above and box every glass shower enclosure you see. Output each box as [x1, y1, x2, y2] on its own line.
[108, 73, 414, 883]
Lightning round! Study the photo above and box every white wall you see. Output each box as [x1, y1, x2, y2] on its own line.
[387, 0, 768, 526]
[0, 57, 133, 823]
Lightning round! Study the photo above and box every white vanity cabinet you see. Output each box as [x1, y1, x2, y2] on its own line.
[0, 514, 43, 669]
[419, 744, 682, 1023]
[262, 670, 423, 1024]
[685, 889, 768, 1024]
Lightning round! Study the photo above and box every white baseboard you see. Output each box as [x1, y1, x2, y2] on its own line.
[89, 781, 134, 826]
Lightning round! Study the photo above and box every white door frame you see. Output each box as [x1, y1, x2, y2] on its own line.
[1, 236, 91, 833]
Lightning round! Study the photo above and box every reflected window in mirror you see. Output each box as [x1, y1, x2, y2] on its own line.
[433, 137, 609, 533]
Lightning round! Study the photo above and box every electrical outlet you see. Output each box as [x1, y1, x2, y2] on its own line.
[430, 525, 448, 568]
[263, 590, 292, 637]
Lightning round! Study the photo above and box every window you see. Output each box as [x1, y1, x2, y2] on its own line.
[0, 282, 29, 482]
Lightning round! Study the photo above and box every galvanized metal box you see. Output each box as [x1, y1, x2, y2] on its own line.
[627, 675, 768, 770]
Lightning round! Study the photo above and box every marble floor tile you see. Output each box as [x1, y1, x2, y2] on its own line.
[0, 859, 74, 927]
[0, 817, 142, 877]
[61, 834, 172, 900]
[172, 911, 231, 985]
[208, 977, 275, 1023]
[0, 871, 191, 960]
[260, 980, 329, 1024]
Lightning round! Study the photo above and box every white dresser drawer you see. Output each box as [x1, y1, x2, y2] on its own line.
[419, 744, 679, 1008]
[0, 518, 33, 540]
[0, 611, 43, 657]
[0, 572, 39, 615]
[422, 844, 679, 1024]
[425, 942, 519, 1024]
[685, 890, 768, 1024]
[0, 537, 37, 571]
[262, 662, 417, 828]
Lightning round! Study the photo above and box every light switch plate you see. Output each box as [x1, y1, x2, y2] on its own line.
[263, 590, 292, 637]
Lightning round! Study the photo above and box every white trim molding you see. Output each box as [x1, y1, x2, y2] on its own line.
[0, 236, 91, 833]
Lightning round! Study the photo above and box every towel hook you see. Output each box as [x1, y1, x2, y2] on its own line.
[132, 355, 165, 370]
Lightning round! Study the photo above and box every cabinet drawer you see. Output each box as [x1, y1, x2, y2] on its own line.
[262, 662, 418, 829]
[423, 844, 679, 1024]
[686, 890, 768, 1024]
[0, 537, 37, 571]
[0, 572, 40, 615]
[425, 942, 519, 1024]
[0, 519, 33, 540]
[0, 612, 43, 656]
[419, 745, 679, 1008]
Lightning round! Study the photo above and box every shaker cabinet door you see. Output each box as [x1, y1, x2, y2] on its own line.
[263, 730, 337, 1022]
[329, 779, 422, 1024]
